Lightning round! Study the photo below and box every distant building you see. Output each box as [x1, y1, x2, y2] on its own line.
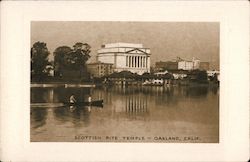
[199, 62, 210, 71]
[155, 61, 178, 71]
[178, 58, 200, 70]
[97, 43, 150, 75]
[155, 57, 209, 72]
[193, 59, 200, 69]
[178, 61, 194, 70]
[87, 61, 113, 78]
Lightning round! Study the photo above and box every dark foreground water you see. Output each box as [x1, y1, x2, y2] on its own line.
[31, 85, 219, 143]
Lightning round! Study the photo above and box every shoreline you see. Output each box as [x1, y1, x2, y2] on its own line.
[31, 83, 96, 88]
[31, 82, 219, 88]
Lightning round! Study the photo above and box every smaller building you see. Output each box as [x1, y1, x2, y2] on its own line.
[178, 61, 194, 70]
[178, 58, 200, 70]
[156, 58, 210, 72]
[87, 61, 113, 78]
[155, 61, 178, 71]
[199, 62, 210, 71]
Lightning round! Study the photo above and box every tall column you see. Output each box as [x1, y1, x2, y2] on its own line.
[131, 56, 132, 67]
[132, 56, 134, 67]
[135, 56, 137, 68]
[130, 56, 132, 67]
[126, 56, 128, 67]
[136, 56, 138, 68]
[138, 56, 140, 68]
[140, 56, 142, 68]
[128, 56, 130, 67]
[139, 56, 140, 68]
[147, 56, 150, 72]
[142, 56, 143, 68]
[139, 56, 141, 68]
[137, 56, 140, 68]
[136, 56, 137, 68]
[144, 56, 146, 67]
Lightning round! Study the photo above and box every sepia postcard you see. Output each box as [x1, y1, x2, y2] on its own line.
[1, 1, 249, 162]
[30, 21, 219, 143]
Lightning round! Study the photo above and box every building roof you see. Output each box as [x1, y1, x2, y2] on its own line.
[103, 43, 143, 48]
[87, 61, 113, 65]
[97, 47, 150, 55]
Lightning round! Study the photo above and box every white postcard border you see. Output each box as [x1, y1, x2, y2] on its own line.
[1, 1, 249, 161]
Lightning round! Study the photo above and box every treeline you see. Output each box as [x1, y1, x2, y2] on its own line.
[31, 41, 91, 82]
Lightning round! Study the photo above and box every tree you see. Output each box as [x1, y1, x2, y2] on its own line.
[196, 70, 208, 82]
[31, 42, 51, 81]
[71, 42, 91, 69]
[188, 70, 208, 83]
[53, 46, 72, 77]
[53, 42, 91, 81]
[67, 42, 91, 81]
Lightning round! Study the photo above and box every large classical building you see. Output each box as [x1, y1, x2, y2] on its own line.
[97, 43, 151, 75]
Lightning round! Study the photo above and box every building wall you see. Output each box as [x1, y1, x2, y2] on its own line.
[97, 54, 115, 65]
[157, 59, 207, 71]
[155, 61, 168, 69]
[178, 61, 194, 70]
[114, 54, 150, 74]
[193, 60, 200, 69]
[116, 55, 126, 68]
[167, 62, 178, 70]
[87, 62, 113, 78]
[147, 57, 150, 71]
[199, 62, 210, 70]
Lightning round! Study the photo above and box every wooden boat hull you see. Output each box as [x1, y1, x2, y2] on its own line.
[63, 100, 103, 107]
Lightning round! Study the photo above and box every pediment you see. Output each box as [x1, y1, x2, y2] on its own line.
[125, 48, 149, 54]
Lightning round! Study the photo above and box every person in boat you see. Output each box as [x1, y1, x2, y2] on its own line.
[69, 94, 77, 104]
[88, 95, 92, 103]
[87, 95, 92, 107]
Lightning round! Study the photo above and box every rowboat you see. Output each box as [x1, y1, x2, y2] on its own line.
[63, 100, 103, 107]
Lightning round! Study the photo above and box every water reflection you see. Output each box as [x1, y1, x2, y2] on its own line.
[185, 86, 208, 97]
[53, 106, 91, 127]
[125, 94, 147, 113]
[31, 85, 219, 142]
[31, 108, 47, 129]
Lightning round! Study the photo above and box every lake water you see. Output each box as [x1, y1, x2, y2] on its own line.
[31, 85, 219, 143]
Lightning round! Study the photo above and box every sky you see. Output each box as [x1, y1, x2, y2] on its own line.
[31, 21, 219, 69]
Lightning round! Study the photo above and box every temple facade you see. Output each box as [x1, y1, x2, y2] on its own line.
[97, 43, 151, 75]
